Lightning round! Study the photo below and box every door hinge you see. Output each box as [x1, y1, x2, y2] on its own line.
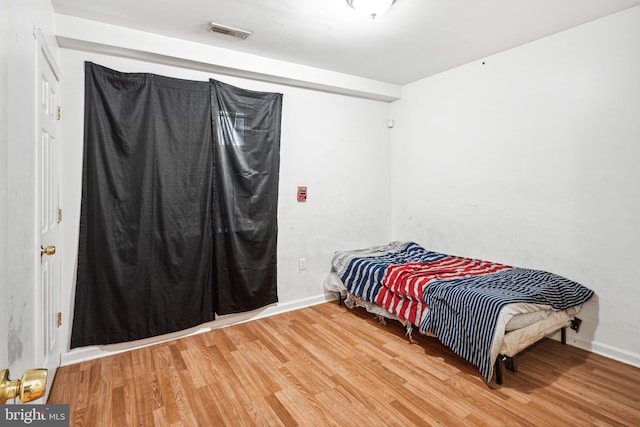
[57, 106, 62, 121]
[57, 312, 62, 328]
[57, 208, 62, 223]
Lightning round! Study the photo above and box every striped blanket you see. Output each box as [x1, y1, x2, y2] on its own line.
[332, 242, 594, 382]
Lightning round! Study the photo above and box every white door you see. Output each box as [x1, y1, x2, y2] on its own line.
[38, 36, 61, 401]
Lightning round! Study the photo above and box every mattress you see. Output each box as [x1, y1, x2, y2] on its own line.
[499, 307, 578, 357]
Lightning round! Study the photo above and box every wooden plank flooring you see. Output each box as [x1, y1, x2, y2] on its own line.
[48, 302, 640, 426]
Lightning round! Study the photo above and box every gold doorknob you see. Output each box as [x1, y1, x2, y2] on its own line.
[0, 369, 48, 404]
[40, 245, 56, 256]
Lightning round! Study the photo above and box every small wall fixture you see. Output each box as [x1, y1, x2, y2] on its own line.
[346, 0, 396, 19]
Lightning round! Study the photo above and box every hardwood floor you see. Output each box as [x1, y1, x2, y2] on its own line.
[48, 302, 640, 426]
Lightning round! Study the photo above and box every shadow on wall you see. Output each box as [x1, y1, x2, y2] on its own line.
[8, 315, 23, 365]
[572, 292, 598, 347]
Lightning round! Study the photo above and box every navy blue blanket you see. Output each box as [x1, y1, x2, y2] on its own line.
[419, 267, 593, 381]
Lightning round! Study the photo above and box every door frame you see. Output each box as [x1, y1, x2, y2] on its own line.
[0, 0, 8, 375]
[36, 30, 62, 402]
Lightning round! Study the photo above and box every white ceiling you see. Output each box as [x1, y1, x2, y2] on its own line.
[51, 0, 640, 85]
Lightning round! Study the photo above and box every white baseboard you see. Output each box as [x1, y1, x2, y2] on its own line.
[569, 336, 640, 369]
[61, 293, 334, 366]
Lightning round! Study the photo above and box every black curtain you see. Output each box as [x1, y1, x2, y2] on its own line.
[210, 80, 282, 314]
[71, 63, 215, 347]
[71, 64, 283, 347]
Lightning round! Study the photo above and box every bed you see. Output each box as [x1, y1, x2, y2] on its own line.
[323, 241, 594, 384]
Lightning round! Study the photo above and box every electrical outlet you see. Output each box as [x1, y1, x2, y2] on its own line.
[298, 257, 307, 270]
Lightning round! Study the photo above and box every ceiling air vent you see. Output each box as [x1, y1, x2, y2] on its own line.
[208, 22, 252, 40]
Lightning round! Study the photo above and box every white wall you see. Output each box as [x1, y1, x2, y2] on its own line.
[59, 49, 392, 363]
[2, 0, 58, 375]
[390, 6, 640, 366]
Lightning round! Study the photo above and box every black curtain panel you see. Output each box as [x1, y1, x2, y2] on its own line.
[71, 63, 215, 347]
[210, 80, 282, 314]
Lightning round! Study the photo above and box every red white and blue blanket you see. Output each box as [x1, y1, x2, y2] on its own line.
[331, 241, 594, 382]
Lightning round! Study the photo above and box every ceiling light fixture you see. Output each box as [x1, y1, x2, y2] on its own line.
[346, 0, 396, 19]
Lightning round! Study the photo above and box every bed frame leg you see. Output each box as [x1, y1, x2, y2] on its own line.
[495, 355, 517, 384]
[561, 317, 582, 344]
